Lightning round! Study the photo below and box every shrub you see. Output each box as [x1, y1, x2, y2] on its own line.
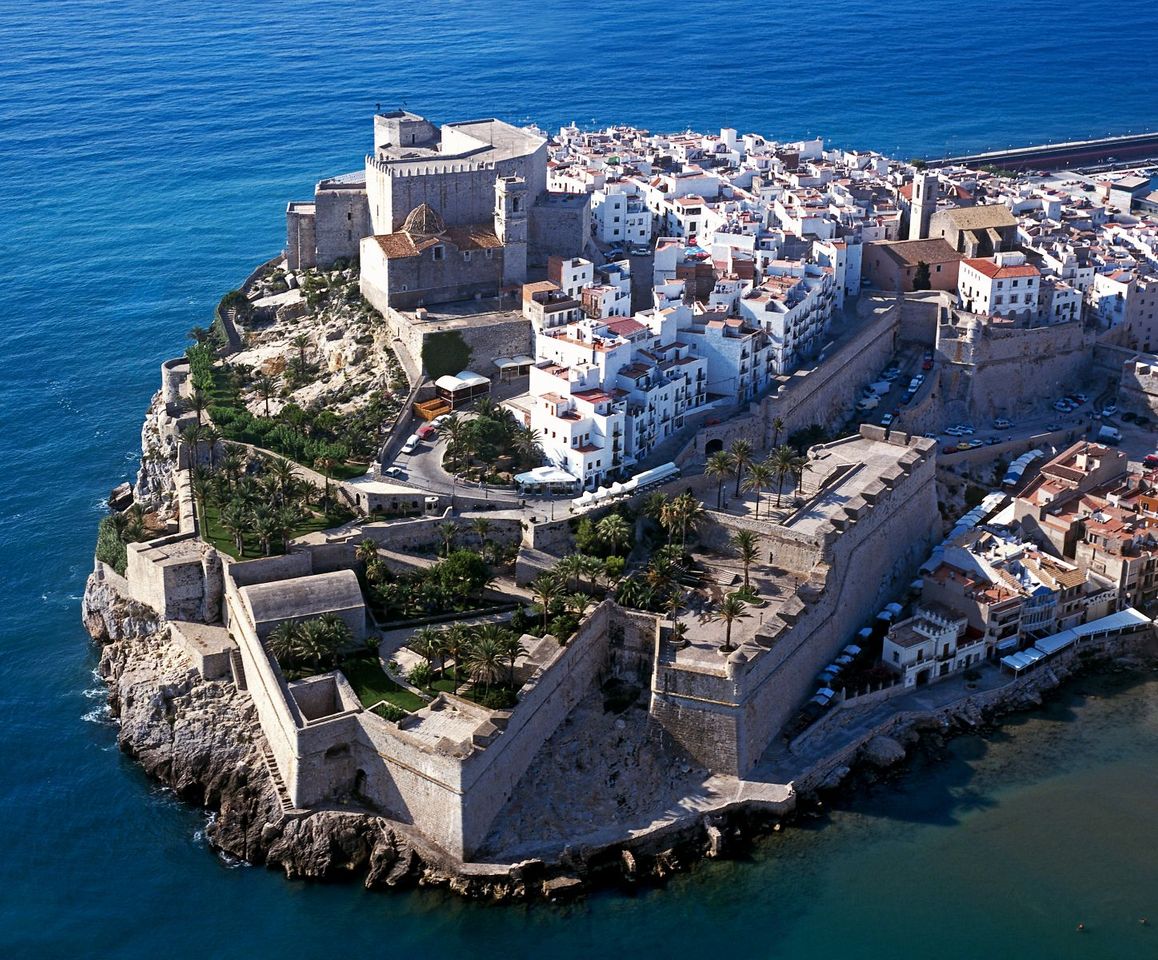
[372, 703, 407, 723]
[96, 516, 128, 575]
[408, 662, 434, 688]
[475, 687, 517, 710]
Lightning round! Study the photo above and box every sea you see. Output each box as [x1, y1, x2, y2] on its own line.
[3, 1, 1158, 956]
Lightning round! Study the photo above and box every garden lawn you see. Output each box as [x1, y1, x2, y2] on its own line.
[199, 502, 355, 560]
[340, 655, 426, 712]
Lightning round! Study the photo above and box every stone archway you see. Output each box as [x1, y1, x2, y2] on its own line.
[705, 438, 724, 456]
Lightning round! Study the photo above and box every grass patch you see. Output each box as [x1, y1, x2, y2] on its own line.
[200, 501, 355, 560]
[340, 654, 426, 712]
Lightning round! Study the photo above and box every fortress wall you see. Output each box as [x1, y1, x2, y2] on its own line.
[936, 319, 1093, 421]
[457, 601, 617, 857]
[1118, 355, 1158, 416]
[734, 446, 938, 769]
[226, 552, 313, 589]
[224, 576, 308, 802]
[355, 712, 469, 855]
[652, 436, 938, 775]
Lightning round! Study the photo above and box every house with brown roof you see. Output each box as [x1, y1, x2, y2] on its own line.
[862, 238, 964, 292]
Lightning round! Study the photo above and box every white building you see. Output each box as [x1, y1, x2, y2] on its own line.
[737, 262, 836, 373]
[592, 184, 651, 246]
[957, 252, 1041, 322]
[882, 606, 983, 687]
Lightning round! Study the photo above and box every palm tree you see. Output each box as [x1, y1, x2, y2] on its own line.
[770, 416, 785, 450]
[464, 630, 505, 695]
[190, 387, 206, 427]
[190, 466, 211, 533]
[267, 621, 303, 668]
[661, 491, 706, 553]
[219, 500, 249, 556]
[314, 455, 336, 514]
[181, 422, 204, 468]
[771, 444, 797, 508]
[221, 447, 246, 489]
[469, 517, 492, 544]
[291, 333, 309, 373]
[253, 506, 278, 556]
[596, 513, 632, 555]
[266, 457, 296, 505]
[742, 460, 774, 519]
[731, 529, 759, 589]
[791, 452, 810, 498]
[442, 624, 470, 693]
[437, 521, 458, 557]
[274, 503, 301, 553]
[579, 553, 605, 592]
[714, 593, 749, 652]
[531, 572, 564, 634]
[410, 626, 444, 679]
[201, 425, 221, 469]
[705, 451, 731, 509]
[356, 538, 379, 569]
[641, 490, 668, 523]
[556, 553, 585, 591]
[316, 612, 353, 661]
[565, 592, 590, 617]
[729, 439, 753, 497]
[255, 374, 276, 417]
[511, 424, 543, 468]
[499, 629, 528, 687]
[441, 414, 466, 471]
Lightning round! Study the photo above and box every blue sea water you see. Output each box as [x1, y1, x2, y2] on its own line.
[3, 1, 1158, 956]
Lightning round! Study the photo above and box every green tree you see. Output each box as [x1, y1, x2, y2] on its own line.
[255, 374, 277, 417]
[714, 593, 749, 652]
[410, 626, 444, 678]
[731, 529, 759, 590]
[499, 629, 528, 687]
[464, 630, 505, 695]
[556, 553, 586, 591]
[596, 513, 632, 555]
[219, 499, 249, 556]
[743, 460, 774, 519]
[531, 572, 564, 634]
[705, 451, 731, 509]
[770, 416, 785, 450]
[913, 260, 932, 291]
[771, 444, 798, 507]
[729, 439, 753, 497]
[437, 521, 458, 558]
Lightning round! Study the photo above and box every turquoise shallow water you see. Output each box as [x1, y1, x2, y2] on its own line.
[3, 1, 1158, 956]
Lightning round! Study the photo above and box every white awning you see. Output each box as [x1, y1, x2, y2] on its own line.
[515, 465, 578, 485]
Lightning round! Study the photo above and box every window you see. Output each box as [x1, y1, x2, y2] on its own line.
[347, 211, 352, 221]
[936, 264, 942, 272]
[485, 249, 493, 259]
[433, 245, 444, 261]
[463, 250, 471, 262]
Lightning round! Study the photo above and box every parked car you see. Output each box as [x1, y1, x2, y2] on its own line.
[881, 413, 895, 426]
[957, 440, 972, 450]
[900, 391, 914, 404]
[993, 418, 1012, 429]
[1136, 415, 1151, 427]
[967, 439, 984, 448]
[384, 466, 405, 478]
[987, 437, 1000, 445]
[922, 358, 934, 370]
[1143, 454, 1158, 468]
[1103, 404, 1118, 417]
[400, 433, 421, 455]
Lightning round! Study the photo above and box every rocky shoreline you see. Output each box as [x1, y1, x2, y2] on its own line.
[82, 563, 1153, 901]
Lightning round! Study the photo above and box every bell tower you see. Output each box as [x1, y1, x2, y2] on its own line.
[908, 170, 940, 241]
[494, 175, 528, 287]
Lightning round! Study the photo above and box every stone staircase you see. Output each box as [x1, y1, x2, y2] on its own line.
[260, 742, 295, 816]
[229, 648, 247, 691]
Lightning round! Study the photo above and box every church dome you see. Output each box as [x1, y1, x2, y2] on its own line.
[401, 203, 446, 236]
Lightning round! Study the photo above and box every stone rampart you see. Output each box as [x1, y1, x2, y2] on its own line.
[651, 433, 938, 774]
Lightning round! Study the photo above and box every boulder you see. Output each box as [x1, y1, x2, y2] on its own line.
[862, 735, 906, 768]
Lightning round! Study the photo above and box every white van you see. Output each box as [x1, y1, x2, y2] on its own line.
[400, 433, 421, 455]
